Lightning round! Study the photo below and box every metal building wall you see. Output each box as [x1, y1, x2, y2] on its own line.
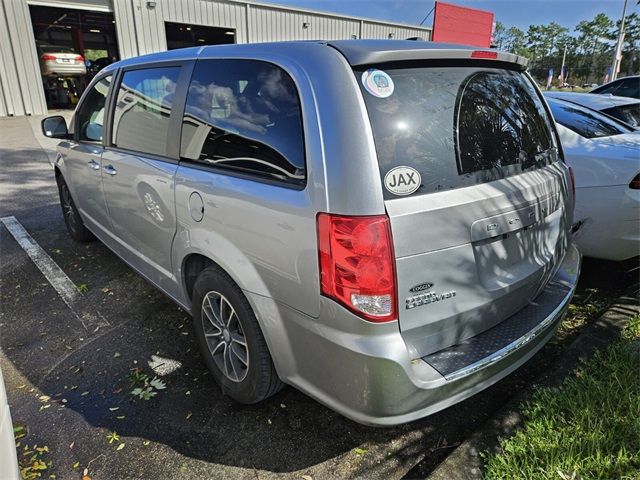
[112, 0, 249, 56]
[0, 0, 431, 117]
[0, 0, 48, 116]
[246, 3, 360, 42]
[114, 0, 432, 57]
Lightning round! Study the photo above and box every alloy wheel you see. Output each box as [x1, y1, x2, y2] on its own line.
[201, 290, 249, 382]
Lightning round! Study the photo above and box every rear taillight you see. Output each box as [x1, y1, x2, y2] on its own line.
[41, 54, 56, 61]
[74, 55, 84, 62]
[630, 173, 640, 190]
[568, 167, 576, 209]
[317, 213, 397, 322]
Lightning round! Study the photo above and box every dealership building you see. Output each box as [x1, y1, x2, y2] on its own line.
[0, 0, 431, 117]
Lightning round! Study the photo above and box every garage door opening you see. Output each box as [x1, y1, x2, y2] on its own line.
[165, 22, 235, 49]
[29, 5, 119, 110]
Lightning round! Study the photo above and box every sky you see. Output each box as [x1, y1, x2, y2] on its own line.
[266, 0, 637, 32]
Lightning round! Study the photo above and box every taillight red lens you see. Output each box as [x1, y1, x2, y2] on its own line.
[41, 54, 56, 61]
[471, 50, 498, 59]
[630, 173, 640, 190]
[317, 213, 397, 322]
[568, 167, 576, 209]
[74, 55, 84, 62]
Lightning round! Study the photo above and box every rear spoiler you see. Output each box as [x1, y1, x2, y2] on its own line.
[327, 40, 528, 69]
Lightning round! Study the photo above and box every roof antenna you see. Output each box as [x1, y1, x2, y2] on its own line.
[419, 5, 435, 26]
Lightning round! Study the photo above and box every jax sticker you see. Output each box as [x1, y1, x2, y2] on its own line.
[384, 166, 421, 196]
[361, 69, 394, 98]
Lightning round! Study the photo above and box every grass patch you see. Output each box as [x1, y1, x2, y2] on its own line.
[483, 315, 640, 480]
[555, 288, 611, 342]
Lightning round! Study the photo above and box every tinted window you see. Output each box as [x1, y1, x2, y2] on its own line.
[614, 78, 639, 99]
[591, 79, 622, 95]
[603, 104, 640, 127]
[548, 100, 632, 138]
[112, 67, 181, 156]
[76, 75, 111, 142]
[357, 66, 558, 198]
[180, 59, 305, 185]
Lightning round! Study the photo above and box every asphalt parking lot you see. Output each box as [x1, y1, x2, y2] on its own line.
[1, 115, 637, 480]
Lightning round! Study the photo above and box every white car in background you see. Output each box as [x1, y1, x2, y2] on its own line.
[546, 91, 640, 127]
[545, 95, 640, 261]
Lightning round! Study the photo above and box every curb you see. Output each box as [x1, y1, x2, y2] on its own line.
[426, 282, 640, 480]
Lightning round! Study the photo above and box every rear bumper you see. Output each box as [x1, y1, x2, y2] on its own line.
[251, 243, 581, 426]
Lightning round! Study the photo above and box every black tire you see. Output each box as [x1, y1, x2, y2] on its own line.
[57, 176, 95, 242]
[192, 266, 284, 404]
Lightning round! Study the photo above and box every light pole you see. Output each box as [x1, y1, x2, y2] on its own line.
[610, 0, 629, 81]
[560, 43, 567, 86]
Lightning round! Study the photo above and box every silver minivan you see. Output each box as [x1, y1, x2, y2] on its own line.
[42, 40, 581, 426]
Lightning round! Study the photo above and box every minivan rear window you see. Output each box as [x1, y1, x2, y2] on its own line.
[356, 65, 558, 198]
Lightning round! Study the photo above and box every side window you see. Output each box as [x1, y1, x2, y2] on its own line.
[112, 66, 181, 157]
[596, 79, 622, 95]
[613, 79, 639, 99]
[76, 75, 111, 142]
[180, 59, 305, 185]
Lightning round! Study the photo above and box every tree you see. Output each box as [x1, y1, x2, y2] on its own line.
[617, 12, 640, 75]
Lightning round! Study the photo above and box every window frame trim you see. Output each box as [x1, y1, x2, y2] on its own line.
[73, 71, 114, 146]
[177, 57, 307, 187]
[105, 59, 195, 164]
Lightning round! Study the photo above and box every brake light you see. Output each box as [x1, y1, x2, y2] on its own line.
[317, 213, 397, 322]
[42, 54, 56, 61]
[630, 173, 640, 190]
[471, 50, 498, 59]
[568, 167, 576, 210]
[74, 55, 84, 62]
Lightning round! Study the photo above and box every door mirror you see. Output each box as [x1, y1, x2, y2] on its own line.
[41, 116, 69, 139]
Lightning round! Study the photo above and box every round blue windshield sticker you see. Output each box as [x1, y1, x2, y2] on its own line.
[361, 69, 394, 98]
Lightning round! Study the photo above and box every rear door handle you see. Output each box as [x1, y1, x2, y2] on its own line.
[103, 165, 117, 176]
[88, 159, 100, 170]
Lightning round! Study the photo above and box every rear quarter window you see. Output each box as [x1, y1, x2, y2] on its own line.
[356, 65, 559, 199]
[180, 59, 305, 186]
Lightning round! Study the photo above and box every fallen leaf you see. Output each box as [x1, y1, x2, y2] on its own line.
[72, 461, 80, 469]
[116, 443, 125, 451]
[116, 416, 125, 420]
[81, 391, 89, 396]
[186, 412, 192, 420]
[106, 431, 120, 444]
[113, 352, 121, 358]
[16, 384, 26, 389]
[301, 476, 313, 480]
[142, 440, 150, 446]
[109, 407, 119, 411]
[69, 441, 75, 450]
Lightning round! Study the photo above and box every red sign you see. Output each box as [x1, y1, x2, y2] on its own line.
[432, 1, 495, 48]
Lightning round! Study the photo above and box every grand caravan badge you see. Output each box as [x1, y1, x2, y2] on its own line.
[384, 166, 421, 196]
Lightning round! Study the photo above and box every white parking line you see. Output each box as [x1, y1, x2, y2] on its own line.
[1, 215, 109, 331]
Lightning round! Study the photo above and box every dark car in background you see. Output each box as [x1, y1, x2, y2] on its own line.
[590, 75, 639, 99]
